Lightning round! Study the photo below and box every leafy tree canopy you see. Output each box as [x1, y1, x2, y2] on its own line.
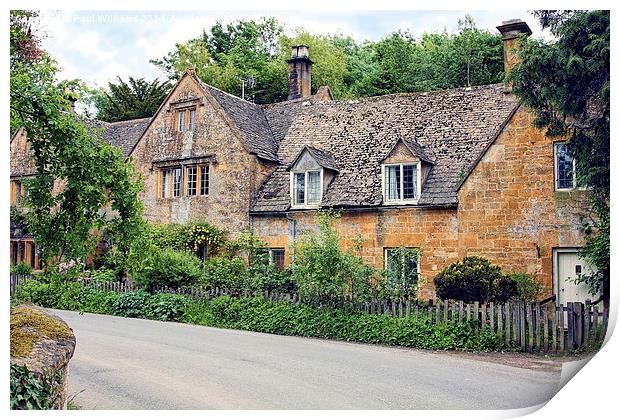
[509, 10, 610, 306]
[10, 10, 145, 275]
[150, 14, 504, 104]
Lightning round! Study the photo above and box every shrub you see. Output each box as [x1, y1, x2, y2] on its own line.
[508, 272, 549, 302]
[11, 262, 34, 276]
[434, 256, 518, 303]
[136, 249, 202, 291]
[114, 291, 149, 318]
[201, 296, 506, 351]
[89, 268, 117, 284]
[291, 211, 381, 304]
[200, 256, 249, 291]
[143, 293, 189, 321]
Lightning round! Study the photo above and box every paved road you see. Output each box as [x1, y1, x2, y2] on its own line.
[51, 309, 562, 410]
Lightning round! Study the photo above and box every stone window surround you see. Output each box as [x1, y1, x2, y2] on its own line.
[167, 97, 203, 133]
[153, 155, 215, 200]
[381, 162, 421, 205]
[289, 168, 323, 209]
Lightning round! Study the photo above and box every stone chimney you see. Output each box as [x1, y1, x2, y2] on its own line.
[496, 19, 532, 75]
[287, 45, 313, 100]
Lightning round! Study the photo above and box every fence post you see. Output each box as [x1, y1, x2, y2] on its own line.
[473, 301, 479, 331]
[458, 301, 464, 323]
[558, 304, 566, 353]
[489, 302, 494, 332]
[567, 302, 575, 351]
[542, 305, 549, 353]
[584, 299, 591, 347]
[526, 303, 533, 353]
[497, 303, 503, 338]
[435, 302, 440, 324]
[592, 306, 599, 343]
[575, 302, 583, 347]
[405, 299, 410, 318]
[465, 303, 471, 322]
[443, 301, 448, 322]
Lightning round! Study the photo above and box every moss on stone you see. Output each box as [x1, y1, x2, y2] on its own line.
[10, 306, 73, 358]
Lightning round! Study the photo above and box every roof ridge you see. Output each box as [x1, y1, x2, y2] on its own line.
[106, 116, 152, 125]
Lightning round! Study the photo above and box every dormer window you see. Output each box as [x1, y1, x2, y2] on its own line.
[177, 108, 196, 132]
[382, 163, 420, 203]
[292, 169, 322, 206]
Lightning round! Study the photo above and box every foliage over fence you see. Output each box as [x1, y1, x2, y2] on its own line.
[11, 275, 607, 354]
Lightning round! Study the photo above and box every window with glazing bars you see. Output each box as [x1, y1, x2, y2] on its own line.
[294, 173, 305, 205]
[200, 165, 209, 195]
[555, 142, 575, 189]
[187, 166, 197, 196]
[384, 163, 417, 201]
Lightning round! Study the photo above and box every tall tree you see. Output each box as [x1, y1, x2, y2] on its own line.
[90, 77, 171, 123]
[509, 10, 610, 308]
[10, 10, 145, 275]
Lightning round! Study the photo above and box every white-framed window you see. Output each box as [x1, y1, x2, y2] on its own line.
[382, 163, 420, 203]
[290, 169, 322, 207]
[554, 142, 576, 190]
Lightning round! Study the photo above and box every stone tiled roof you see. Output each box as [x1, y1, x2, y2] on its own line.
[201, 83, 280, 162]
[100, 117, 151, 157]
[251, 84, 519, 212]
[262, 87, 332, 147]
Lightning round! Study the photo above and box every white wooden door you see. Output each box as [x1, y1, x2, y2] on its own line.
[554, 249, 599, 306]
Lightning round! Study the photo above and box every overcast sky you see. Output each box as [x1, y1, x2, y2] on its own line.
[38, 10, 546, 88]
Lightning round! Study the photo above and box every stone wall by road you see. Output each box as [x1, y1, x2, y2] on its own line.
[10, 305, 76, 410]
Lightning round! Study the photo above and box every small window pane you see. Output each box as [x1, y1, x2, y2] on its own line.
[162, 169, 172, 198]
[385, 165, 401, 200]
[187, 166, 197, 196]
[556, 143, 574, 189]
[294, 173, 305, 204]
[270, 249, 285, 270]
[200, 165, 209, 195]
[403, 164, 417, 200]
[189, 109, 196, 130]
[307, 171, 321, 204]
[178, 111, 186, 132]
[173, 168, 182, 197]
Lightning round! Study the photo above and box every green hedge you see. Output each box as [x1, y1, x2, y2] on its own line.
[14, 280, 508, 352]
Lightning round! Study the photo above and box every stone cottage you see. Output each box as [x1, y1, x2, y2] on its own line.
[10, 19, 595, 303]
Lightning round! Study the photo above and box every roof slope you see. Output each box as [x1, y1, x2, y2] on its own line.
[201, 83, 279, 162]
[252, 84, 518, 212]
[101, 117, 152, 157]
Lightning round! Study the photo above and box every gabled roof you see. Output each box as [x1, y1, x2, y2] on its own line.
[200, 82, 280, 162]
[287, 146, 339, 172]
[383, 138, 436, 165]
[252, 83, 519, 212]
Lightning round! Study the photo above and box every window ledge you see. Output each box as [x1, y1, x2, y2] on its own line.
[382, 199, 419, 205]
[290, 203, 321, 210]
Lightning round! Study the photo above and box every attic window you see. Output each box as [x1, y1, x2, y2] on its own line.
[383, 163, 419, 203]
[291, 170, 322, 207]
[177, 108, 196, 132]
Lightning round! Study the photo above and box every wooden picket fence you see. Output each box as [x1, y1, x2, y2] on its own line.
[10, 274, 608, 354]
